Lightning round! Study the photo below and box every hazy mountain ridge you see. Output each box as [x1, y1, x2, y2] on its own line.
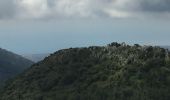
[0, 48, 34, 87]
[161, 46, 170, 50]
[22, 53, 50, 62]
[1, 42, 170, 100]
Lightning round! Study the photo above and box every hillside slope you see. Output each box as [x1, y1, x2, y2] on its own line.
[1, 43, 170, 100]
[0, 48, 34, 87]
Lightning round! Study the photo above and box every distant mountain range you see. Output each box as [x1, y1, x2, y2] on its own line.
[22, 53, 50, 62]
[162, 46, 170, 50]
[1, 43, 170, 100]
[0, 48, 34, 87]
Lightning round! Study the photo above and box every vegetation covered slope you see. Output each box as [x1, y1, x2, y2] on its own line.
[1, 43, 170, 100]
[0, 48, 34, 87]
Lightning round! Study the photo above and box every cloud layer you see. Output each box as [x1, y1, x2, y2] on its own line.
[0, 0, 170, 20]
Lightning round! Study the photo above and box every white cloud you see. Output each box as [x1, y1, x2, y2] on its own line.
[54, 0, 93, 17]
[104, 9, 130, 18]
[16, 0, 49, 19]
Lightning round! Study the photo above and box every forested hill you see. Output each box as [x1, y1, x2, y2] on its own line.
[1, 42, 170, 100]
[0, 48, 34, 87]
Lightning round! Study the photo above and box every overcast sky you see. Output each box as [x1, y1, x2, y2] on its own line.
[0, 0, 170, 54]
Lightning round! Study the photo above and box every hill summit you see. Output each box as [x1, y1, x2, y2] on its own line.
[1, 42, 170, 100]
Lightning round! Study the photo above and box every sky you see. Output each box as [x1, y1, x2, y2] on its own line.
[0, 0, 170, 54]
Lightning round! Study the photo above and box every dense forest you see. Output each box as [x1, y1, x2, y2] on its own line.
[1, 42, 170, 100]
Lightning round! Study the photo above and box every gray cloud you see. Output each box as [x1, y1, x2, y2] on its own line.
[0, 0, 170, 20]
[0, 0, 17, 19]
[138, 0, 170, 12]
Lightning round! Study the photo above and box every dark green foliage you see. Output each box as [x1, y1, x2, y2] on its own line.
[1, 43, 170, 100]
